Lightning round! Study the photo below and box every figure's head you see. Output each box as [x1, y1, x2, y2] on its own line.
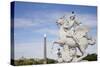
[72, 11, 74, 14]
[69, 11, 75, 20]
[58, 48, 60, 51]
[56, 17, 65, 25]
[70, 16, 75, 20]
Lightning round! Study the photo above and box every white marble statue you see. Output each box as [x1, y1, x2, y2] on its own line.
[53, 11, 96, 62]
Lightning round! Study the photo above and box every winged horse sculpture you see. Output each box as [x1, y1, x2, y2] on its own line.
[53, 12, 96, 62]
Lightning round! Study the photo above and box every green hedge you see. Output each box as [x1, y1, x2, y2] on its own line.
[13, 54, 97, 66]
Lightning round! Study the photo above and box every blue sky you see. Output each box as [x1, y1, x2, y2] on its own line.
[13, 1, 97, 59]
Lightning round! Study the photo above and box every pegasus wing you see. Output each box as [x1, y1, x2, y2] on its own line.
[74, 25, 89, 39]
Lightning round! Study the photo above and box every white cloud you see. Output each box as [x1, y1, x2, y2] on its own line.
[14, 42, 44, 59]
[14, 18, 47, 28]
[14, 12, 97, 31]
[14, 41, 59, 60]
[77, 14, 97, 29]
[14, 18, 34, 28]
[14, 11, 71, 28]
[34, 28, 59, 37]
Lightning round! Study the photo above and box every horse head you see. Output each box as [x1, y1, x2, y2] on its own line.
[56, 17, 65, 26]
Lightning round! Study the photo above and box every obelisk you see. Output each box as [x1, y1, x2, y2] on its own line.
[43, 34, 47, 64]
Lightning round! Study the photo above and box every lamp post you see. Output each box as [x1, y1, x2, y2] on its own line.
[44, 34, 47, 64]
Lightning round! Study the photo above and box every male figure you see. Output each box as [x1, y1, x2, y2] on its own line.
[64, 11, 81, 32]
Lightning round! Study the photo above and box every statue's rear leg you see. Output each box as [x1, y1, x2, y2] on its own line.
[75, 46, 88, 62]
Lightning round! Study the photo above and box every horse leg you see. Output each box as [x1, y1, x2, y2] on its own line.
[53, 40, 65, 48]
[51, 40, 65, 54]
[75, 46, 88, 62]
